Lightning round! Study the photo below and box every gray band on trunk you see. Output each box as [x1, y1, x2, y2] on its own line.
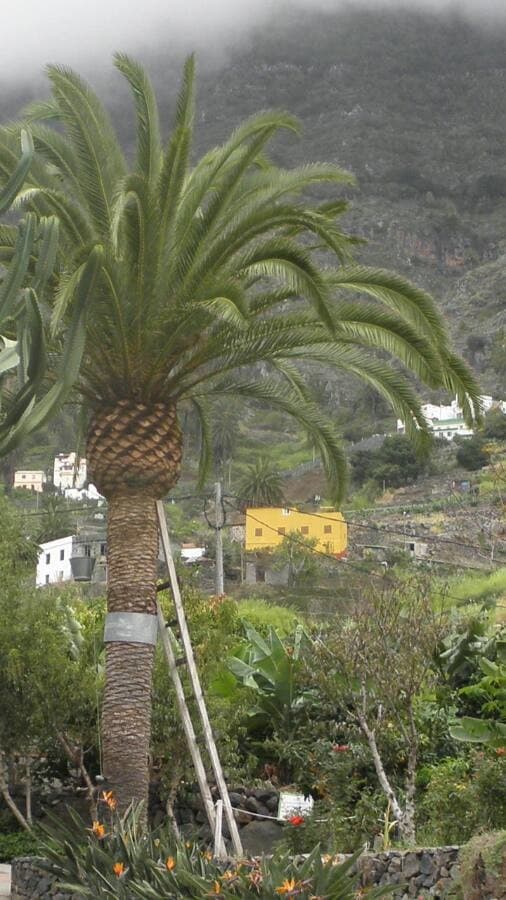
[104, 612, 159, 645]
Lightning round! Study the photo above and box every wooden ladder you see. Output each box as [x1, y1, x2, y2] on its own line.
[155, 501, 243, 859]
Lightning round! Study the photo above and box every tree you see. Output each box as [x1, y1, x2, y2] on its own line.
[456, 435, 488, 471]
[483, 408, 506, 442]
[237, 457, 285, 508]
[0, 57, 480, 811]
[317, 579, 446, 844]
[351, 434, 424, 488]
[271, 530, 320, 586]
[34, 494, 75, 543]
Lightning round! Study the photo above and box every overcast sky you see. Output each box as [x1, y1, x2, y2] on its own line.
[1, 0, 505, 84]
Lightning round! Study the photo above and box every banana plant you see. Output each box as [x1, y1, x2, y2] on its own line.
[219, 622, 314, 733]
[450, 640, 506, 748]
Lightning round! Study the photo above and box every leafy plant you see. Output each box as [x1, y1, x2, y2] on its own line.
[36, 800, 394, 899]
[450, 651, 506, 748]
[218, 622, 313, 734]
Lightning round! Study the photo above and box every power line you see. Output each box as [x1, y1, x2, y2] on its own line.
[228, 504, 504, 606]
[226, 497, 505, 558]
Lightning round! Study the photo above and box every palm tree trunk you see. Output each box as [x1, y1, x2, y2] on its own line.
[101, 491, 159, 814]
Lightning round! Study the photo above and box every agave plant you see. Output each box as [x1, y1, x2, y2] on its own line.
[0, 55, 481, 810]
[0, 129, 59, 438]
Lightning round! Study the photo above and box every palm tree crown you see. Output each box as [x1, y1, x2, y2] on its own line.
[0, 55, 480, 502]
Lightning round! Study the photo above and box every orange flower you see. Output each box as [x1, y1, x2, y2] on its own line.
[208, 882, 222, 896]
[203, 850, 213, 861]
[248, 870, 263, 887]
[101, 790, 117, 810]
[496, 747, 506, 756]
[91, 820, 106, 839]
[276, 877, 297, 894]
[288, 814, 305, 827]
[113, 862, 125, 878]
[166, 856, 176, 871]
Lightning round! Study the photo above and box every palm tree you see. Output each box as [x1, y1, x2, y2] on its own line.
[237, 457, 285, 508]
[0, 56, 481, 811]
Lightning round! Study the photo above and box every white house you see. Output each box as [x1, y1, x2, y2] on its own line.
[64, 483, 103, 502]
[53, 452, 87, 490]
[397, 395, 506, 441]
[36, 535, 74, 587]
[14, 470, 46, 492]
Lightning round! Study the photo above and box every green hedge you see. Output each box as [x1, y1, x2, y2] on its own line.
[0, 831, 41, 862]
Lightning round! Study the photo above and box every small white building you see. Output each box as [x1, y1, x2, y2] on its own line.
[397, 395, 506, 441]
[53, 452, 87, 490]
[180, 543, 205, 563]
[14, 470, 46, 492]
[36, 535, 74, 587]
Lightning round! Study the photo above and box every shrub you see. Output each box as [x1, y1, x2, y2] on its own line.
[456, 437, 488, 471]
[417, 752, 506, 845]
[0, 831, 41, 862]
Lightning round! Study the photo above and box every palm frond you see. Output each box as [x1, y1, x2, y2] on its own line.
[114, 54, 161, 186]
[0, 129, 33, 213]
[326, 266, 449, 348]
[46, 65, 126, 236]
[193, 377, 348, 503]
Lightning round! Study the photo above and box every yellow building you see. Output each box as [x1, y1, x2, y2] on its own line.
[245, 507, 347, 558]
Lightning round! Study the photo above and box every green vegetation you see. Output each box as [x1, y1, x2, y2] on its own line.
[36, 803, 385, 899]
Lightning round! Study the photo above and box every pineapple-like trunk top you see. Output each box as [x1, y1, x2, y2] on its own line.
[87, 400, 182, 499]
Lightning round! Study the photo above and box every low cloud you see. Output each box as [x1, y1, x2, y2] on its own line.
[1, 0, 505, 84]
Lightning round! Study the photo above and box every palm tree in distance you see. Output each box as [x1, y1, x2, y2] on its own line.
[237, 457, 285, 508]
[0, 56, 481, 811]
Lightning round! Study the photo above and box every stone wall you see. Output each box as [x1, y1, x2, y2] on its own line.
[12, 847, 461, 899]
[356, 846, 461, 898]
[11, 858, 78, 900]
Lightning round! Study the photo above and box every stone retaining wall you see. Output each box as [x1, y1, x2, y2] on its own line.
[12, 847, 461, 898]
[11, 858, 78, 900]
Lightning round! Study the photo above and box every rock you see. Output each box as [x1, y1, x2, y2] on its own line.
[240, 820, 285, 856]
[233, 808, 252, 825]
[228, 792, 245, 808]
[253, 788, 278, 803]
[403, 852, 420, 878]
[244, 796, 270, 817]
[420, 852, 436, 876]
[266, 795, 279, 813]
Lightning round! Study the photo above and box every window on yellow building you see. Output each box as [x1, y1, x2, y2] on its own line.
[278, 527, 285, 535]
[324, 524, 332, 534]
[255, 528, 263, 536]
[300, 526, 309, 535]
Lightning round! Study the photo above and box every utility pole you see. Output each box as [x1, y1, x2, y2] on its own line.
[214, 481, 224, 595]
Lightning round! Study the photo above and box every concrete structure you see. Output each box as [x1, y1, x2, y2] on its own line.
[14, 469, 46, 492]
[180, 543, 205, 563]
[36, 535, 73, 586]
[53, 452, 87, 490]
[245, 506, 347, 558]
[397, 394, 506, 441]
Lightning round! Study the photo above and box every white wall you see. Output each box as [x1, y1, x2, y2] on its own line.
[36, 535, 74, 587]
